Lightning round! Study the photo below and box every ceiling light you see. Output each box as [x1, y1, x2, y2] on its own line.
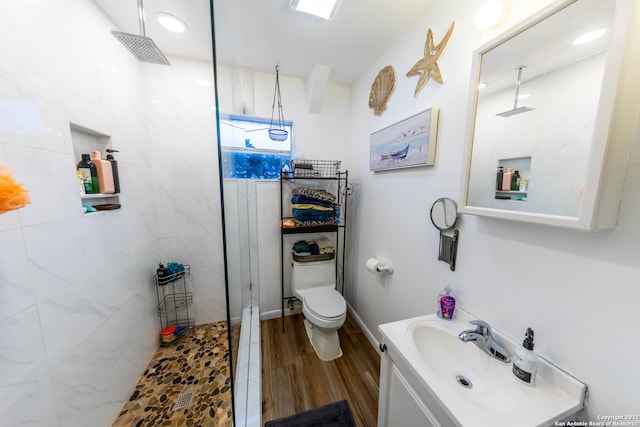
[157, 13, 188, 33]
[475, 1, 507, 31]
[517, 93, 530, 100]
[290, 0, 341, 20]
[573, 28, 607, 45]
[478, 82, 487, 90]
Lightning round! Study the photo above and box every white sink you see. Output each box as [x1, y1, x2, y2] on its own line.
[379, 310, 586, 426]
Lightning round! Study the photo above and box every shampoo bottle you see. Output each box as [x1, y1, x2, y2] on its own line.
[106, 149, 120, 193]
[437, 285, 456, 320]
[91, 151, 115, 194]
[502, 168, 513, 192]
[512, 170, 521, 191]
[512, 328, 538, 385]
[496, 166, 504, 190]
[77, 154, 99, 194]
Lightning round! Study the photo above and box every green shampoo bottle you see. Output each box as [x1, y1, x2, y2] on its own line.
[77, 154, 99, 194]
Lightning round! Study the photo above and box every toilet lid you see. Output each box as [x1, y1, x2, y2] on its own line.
[304, 287, 346, 319]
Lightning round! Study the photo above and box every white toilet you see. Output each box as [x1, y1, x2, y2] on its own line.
[291, 259, 347, 361]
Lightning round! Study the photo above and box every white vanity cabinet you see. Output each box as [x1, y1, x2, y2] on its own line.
[377, 311, 586, 427]
[377, 341, 457, 427]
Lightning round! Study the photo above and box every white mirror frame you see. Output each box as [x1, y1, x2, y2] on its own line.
[460, 0, 638, 231]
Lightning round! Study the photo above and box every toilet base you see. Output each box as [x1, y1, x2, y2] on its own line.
[304, 319, 343, 361]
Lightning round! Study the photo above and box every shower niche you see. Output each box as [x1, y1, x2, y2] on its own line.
[495, 156, 530, 201]
[70, 124, 121, 214]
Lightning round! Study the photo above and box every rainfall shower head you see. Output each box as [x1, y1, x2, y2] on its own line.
[496, 66, 533, 117]
[112, 0, 170, 65]
[496, 106, 535, 117]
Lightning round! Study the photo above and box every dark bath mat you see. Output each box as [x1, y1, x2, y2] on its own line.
[264, 400, 356, 427]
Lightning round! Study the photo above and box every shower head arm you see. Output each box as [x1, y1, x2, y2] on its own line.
[137, 0, 146, 37]
[512, 66, 525, 110]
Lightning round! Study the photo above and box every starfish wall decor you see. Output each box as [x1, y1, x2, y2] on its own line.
[406, 21, 456, 97]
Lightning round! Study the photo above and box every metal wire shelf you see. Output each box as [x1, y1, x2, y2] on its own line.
[289, 159, 341, 178]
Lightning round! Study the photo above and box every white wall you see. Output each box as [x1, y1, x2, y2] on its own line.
[0, 1, 225, 426]
[345, 0, 640, 418]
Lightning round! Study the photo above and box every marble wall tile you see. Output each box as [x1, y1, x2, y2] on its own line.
[0, 229, 34, 322]
[191, 265, 227, 325]
[117, 163, 156, 209]
[0, 307, 48, 415]
[0, 374, 59, 427]
[6, 145, 83, 227]
[23, 214, 128, 301]
[50, 300, 137, 424]
[39, 277, 121, 368]
[69, 340, 142, 427]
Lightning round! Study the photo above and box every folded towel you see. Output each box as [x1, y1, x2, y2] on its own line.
[293, 240, 310, 253]
[291, 203, 335, 212]
[292, 209, 335, 222]
[294, 219, 336, 227]
[315, 237, 333, 250]
[308, 242, 320, 255]
[291, 195, 335, 208]
[292, 187, 336, 204]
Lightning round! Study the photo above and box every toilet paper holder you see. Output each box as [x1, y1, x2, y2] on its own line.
[366, 257, 394, 274]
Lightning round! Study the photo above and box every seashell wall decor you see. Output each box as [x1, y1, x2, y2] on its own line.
[369, 65, 396, 116]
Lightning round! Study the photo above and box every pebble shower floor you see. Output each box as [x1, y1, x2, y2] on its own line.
[112, 321, 233, 427]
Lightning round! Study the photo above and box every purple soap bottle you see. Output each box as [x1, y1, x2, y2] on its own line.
[437, 285, 456, 320]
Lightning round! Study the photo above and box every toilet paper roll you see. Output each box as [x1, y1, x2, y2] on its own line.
[366, 258, 382, 273]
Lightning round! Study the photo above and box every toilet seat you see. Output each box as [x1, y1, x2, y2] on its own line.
[303, 287, 346, 319]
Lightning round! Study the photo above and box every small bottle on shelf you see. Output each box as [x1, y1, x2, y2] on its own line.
[502, 168, 513, 192]
[496, 166, 504, 190]
[512, 170, 521, 191]
[91, 151, 115, 194]
[77, 154, 99, 194]
[106, 149, 120, 193]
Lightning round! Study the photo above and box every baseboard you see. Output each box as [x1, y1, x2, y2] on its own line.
[260, 306, 302, 321]
[346, 303, 381, 355]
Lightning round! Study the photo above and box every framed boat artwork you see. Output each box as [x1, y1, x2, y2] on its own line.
[370, 108, 439, 171]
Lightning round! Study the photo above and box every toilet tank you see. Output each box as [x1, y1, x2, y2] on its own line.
[291, 259, 336, 292]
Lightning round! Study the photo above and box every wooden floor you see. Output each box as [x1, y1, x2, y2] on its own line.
[261, 312, 381, 427]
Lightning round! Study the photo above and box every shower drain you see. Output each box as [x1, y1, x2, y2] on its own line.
[173, 391, 194, 410]
[456, 375, 473, 388]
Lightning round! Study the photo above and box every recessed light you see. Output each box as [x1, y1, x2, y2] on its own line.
[573, 28, 607, 45]
[478, 82, 487, 90]
[290, 0, 341, 20]
[157, 13, 188, 34]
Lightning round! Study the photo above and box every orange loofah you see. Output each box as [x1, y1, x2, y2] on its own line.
[0, 166, 31, 214]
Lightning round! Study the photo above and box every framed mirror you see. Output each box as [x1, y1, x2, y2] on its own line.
[460, 0, 636, 230]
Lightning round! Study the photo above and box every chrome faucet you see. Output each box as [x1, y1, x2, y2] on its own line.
[458, 320, 511, 363]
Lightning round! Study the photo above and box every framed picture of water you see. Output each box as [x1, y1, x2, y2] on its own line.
[370, 107, 439, 171]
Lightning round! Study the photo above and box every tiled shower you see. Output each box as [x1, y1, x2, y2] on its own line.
[0, 1, 227, 425]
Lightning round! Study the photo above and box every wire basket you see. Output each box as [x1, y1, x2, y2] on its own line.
[290, 159, 341, 178]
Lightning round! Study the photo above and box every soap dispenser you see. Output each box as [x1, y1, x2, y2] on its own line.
[106, 149, 120, 193]
[512, 327, 538, 385]
[437, 285, 456, 320]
